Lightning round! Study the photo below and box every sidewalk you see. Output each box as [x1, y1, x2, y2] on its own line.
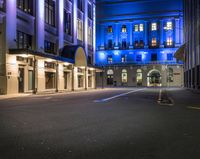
[0, 94, 32, 100]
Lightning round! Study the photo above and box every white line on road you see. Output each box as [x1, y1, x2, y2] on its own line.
[94, 88, 146, 103]
[187, 106, 200, 110]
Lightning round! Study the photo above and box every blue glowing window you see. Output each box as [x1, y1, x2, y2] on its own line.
[136, 55, 142, 62]
[107, 55, 113, 64]
[151, 53, 157, 61]
[167, 53, 173, 61]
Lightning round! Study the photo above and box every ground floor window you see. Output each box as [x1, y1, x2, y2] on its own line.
[121, 69, 128, 83]
[167, 68, 174, 82]
[107, 69, 114, 85]
[64, 72, 69, 89]
[88, 76, 92, 87]
[28, 70, 33, 90]
[136, 69, 142, 86]
[45, 72, 56, 89]
[78, 75, 84, 88]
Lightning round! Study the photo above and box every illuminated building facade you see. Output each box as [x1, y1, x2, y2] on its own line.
[183, 0, 200, 89]
[0, 0, 96, 94]
[95, 0, 184, 87]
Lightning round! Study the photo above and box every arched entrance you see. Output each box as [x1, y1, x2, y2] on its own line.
[107, 69, 114, 85]
[147, 69, 161, 87]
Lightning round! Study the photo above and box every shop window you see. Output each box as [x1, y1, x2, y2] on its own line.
[78, 75, 84, 88]
[136, 69, 143, 86]
[167, 68, 174, 82]
[45, 72, 56, 89]
[28, 70, 33, 90]
[121, 69, 128, 83]
[107, 69, 114, 85]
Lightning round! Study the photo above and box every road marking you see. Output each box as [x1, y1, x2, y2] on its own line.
[187, 106, 200, 110]
[157, 89, 174, 106]
[94, 88, 146, 103]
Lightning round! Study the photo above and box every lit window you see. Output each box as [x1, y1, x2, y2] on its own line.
[107, 55, 113, 64]
[151, 38, 157, 46]
[108, 26, 113, 33]
[77, 19, 83, 41]
[151, 23, 157, 31]
[121, 69, 128, 83]
[167, 37, 173, 46]
[139, 24, 144, 31]
[122, 25, 127, 33]
[165, 21, 173, 30]
[134, 25, 139, 32]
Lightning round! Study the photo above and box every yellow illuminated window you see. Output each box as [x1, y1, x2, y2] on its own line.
[166, 21, 173, 30]
[167, 37, 173, 46]
[134, 25, 139, 32]
[152, 38, 157, 46]
[122, 25, 127, 32]
[108, 26, 113, 33]
[151, 23, 157, 31]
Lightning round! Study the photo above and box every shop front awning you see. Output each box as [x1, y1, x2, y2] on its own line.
[9, 49, 74, 63]
[60, 45, 87, 67]
[174, 44, 186, 61]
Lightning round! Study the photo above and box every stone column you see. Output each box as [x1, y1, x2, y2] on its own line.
[84, 0, 88, 56]
[144, 21, 148, 48]
[58, 0, 64, 51]
[73, 0, 78, 45]
[115, 22, 119, 48]
[129, 22, 133, 49]
[175, 18, 180, 47]
[160, 20, 164, 48]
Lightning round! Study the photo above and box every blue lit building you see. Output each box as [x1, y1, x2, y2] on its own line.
[95, 0, 184, 87]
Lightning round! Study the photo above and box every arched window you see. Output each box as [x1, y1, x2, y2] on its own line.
[121, 69, 128, 83]
[107, 69, 114, 75]
[136, 69, 143, 86]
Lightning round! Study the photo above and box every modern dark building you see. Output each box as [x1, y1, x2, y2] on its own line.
[182, 0, 200, 89]
[95, 0, 184, 87]
[0, 0, 97, 95]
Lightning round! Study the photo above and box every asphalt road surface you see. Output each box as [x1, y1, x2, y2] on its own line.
[0, 88, 200, 159]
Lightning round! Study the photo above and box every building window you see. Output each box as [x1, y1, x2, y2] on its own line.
[122, 39, 127, 49]
[64, 11, 72, 35]
[108, 26, 113, 33]
[139, 40, 144, 48]
[45, 0, 55, 26]
[139, 24, 144, 31]
[45, 72, 56, 89]
[136, 54, 142, 62]
[151, 38, 157, 47]
[78, 75, 84, 88]
[108, 39, 113, 49]
[17, 31, 32, 49]
[78, 0, 83, 11]
[167, 53, 173, 61]
[151, 22, 157, 31]
[121, 25, 127, 33]
[88, 27, 93, 46]
[107, 69, 114, 85]
[134, 25, 139, 32]
[17, 0, 32, 14]
[121, 55, 127, 63]
[107, 55, 113, 64]
[151, 53, 157, 61]
[88, 3, 92, 19]
[136, 69, 143, 86]
[77, 19, 83, 41]
[44, 40, 56, 54]
[166, 37, 173, 46]
[121, 69, 128, 83]
[165, 21, 173, 30]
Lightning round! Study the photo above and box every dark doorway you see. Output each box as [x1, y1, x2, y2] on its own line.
[18, 67, 25, 93]
[107, 75, 114, 85]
